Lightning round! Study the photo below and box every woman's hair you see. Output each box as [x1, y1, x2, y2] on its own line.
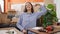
[24, 2, 34, 13]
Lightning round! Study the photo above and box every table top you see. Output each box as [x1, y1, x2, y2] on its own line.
[0, 27, 23, 34]
[27, 26, 60, 34]
[28, 28, 49, 34]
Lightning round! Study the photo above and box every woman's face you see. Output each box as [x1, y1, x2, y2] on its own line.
[25, 3, 32, 11]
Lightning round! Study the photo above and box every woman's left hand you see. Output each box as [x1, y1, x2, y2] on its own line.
[22, 30, 27, 34]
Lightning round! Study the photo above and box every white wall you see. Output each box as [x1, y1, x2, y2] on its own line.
[54, 0, 60, 21]
[0, 0, 4, 12]
[11, 2, 44, 11]
[11, 2, 44, 16]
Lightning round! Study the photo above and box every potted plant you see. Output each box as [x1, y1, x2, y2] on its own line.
[42, 4, 58, 28]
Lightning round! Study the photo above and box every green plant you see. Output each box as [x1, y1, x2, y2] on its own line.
[47, 4, 58, 21]
[47, 4, 54, 10]
[42, 4, 58, 28]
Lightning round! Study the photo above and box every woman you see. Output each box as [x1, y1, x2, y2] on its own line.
[16, 2, 47, 34]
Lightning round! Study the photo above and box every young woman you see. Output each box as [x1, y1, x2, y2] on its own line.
[16, 2, 47, 34]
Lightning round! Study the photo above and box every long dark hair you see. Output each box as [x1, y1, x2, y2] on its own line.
[24, 2, 34, 13]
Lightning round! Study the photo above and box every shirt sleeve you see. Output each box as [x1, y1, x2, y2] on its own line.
[35, 5, 47, 18]
[16, 14, 24, 31]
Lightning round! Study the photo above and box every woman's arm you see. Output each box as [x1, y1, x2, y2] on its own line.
[16, 15, 24, 31]
[35, 5, 47, 18]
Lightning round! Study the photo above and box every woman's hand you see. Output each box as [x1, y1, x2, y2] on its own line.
[22, 30, 27, 34]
